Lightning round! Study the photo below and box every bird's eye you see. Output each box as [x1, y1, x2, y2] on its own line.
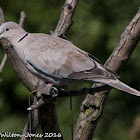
[5, 27, 10, 31]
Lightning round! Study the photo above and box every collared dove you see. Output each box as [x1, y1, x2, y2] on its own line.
[0, 21, 140, 96]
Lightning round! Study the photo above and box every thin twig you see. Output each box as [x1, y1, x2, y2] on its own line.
[19, 11, 26, 27]
[0, 53, 8, 73]
[58, 85, 111, 97]
[28, 93, 31, 140]
[21, 97, 39, 140]
[70, 95, 73, 140]
[0, 7, 6, 83]
[0, 7, 5, 25]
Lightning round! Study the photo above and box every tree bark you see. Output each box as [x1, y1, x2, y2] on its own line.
[52, 0, 79, 37]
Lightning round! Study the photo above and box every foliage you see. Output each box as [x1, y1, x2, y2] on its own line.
[0, 0, 140, 140]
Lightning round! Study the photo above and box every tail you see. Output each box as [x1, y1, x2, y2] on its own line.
[97, 79, 140, 96]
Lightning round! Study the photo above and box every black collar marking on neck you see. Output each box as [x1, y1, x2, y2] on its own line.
[18, 33, 28, 43]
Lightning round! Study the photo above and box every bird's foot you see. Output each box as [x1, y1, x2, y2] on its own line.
[46, 83, 58, 98]
[46, 83, 53, 86]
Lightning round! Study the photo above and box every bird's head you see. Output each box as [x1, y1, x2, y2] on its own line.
[0, 21, 27, 43]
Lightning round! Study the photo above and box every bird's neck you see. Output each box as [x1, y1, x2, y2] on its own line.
[18, 32, 28, 43]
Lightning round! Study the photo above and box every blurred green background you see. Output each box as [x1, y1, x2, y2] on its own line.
[0, 0, 140, 140]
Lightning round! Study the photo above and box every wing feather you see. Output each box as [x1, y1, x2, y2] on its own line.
[24, 34, 118, 82]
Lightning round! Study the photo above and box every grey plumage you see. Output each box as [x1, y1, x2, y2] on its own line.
[0, 21, 140, 96]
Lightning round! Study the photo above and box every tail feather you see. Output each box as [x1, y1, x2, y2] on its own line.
[105, 79, 140, 96]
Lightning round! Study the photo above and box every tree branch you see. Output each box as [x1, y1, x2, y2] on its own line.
[52, 0, 79, 38]
[74, 8, 140, 140]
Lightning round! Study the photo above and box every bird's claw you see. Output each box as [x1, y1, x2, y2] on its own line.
[45, 83, 58, 98]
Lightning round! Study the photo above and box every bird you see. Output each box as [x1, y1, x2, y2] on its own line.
[0, 21, 140, 96]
